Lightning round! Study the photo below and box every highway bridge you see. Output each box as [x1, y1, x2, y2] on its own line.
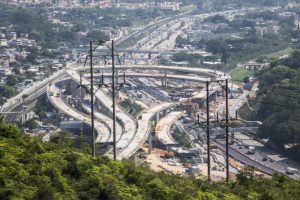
[155, 111, 185, 146]
[118, 102, 174, 159]
[89, 72, 211, 83]
[78, 64, 228, 79]
[81, 103, 123, 143]
[47, 79, 111, 143]
[66, 69, 140, 159]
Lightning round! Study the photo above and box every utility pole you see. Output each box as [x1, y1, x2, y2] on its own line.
[111, 40, 117, 160]
[196, 80, 232, 182]
[206, 81, 211, 182]
[89, 41, 96, 157]
[97, 40, 130, 160]
[225, 79, 229, 182]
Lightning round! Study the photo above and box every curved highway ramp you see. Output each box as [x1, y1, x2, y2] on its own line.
[47, 80, 111, 143]
[155, 111, 185, 146]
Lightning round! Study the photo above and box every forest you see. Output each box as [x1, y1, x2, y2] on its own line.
[1, 120, 300, 199]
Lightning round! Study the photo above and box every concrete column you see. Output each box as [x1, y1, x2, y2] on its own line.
[163, 109, 167, 116]
[164, 71, 167, 89]
[123, 54, 126, 64]
[156, 112, 159, 124]
[21, 106, 27, 124]
[230, 132, 234, 145]
[116, 69, 119, 85]
[213, 93, 217, 102]
[148, 132, 152, 154]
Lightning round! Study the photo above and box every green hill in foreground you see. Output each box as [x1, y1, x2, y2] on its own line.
[0, 121, 300, 200]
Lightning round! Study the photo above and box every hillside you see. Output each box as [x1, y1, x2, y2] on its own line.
[0, 121, 300, 199]
[239, 51, 300, 162]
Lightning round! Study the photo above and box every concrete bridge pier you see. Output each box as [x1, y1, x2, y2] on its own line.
[97, 100, 112, 118]
[212, 92, 217, 102]
[122, 54, 126, 64]
[164, 71, 168, 89]
[21, 106, 27, 124]
[163, 109, 167, 116]
[155, 112, 160, 124]
[230, 132, 234, 145]
[148, 131, 152, 154]
[116, 69, 119, 85]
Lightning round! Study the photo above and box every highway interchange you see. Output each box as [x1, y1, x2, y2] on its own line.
[2, 8, 300, 179]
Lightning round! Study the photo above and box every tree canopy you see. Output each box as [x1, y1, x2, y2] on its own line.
[240, 51, 300, 162]
[0, 121, 300, 199]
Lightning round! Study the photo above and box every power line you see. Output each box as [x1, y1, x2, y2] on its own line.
[266, 92, 300, 101]
[236, 98, 300, 110]
[233, 79, 300, 92]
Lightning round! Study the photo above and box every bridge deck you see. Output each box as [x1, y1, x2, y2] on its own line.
[155, 111, 185, 146]
[47, 81, 111, 143]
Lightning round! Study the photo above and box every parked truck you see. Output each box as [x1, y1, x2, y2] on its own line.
[248, 146, 255, 154]
[286, 167, 297, 175]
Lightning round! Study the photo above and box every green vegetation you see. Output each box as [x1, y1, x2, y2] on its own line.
[0, 3, 174, 49]
[194, 0, 300, 11]
[118, 33, 146, 49]
[173, 8, 299, 71]
[120, 98, 143, 117]
[230, 67, 255, 82]
[265, 47, 294, 60]
[179, 4, 197, 13]
[0, 3, 79, 48]
[24, 119, 38, 130]
[173, 127, 192, 149]
[1, 121, 300, 199]
[239, 51, 300, 162]
[60, 7, 175, 30]
[0, 84, 17, 106]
